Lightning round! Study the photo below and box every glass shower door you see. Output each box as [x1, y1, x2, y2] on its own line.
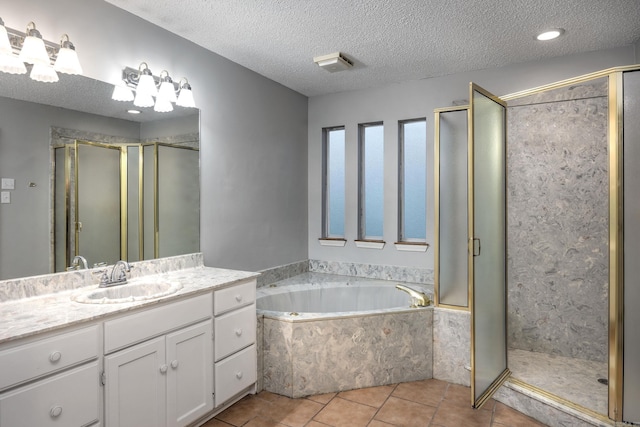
[469, 83, 510, 408]
[75, 141, 123, 266]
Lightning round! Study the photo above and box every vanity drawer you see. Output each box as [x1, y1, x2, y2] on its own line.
[214, 280, 256, 315]
[0, 361, 99, 427]
[0, 325, 99, 390]
[215, 344, 256, 406]
[104, 293, 212, 354]
[214, 304, 256, 361]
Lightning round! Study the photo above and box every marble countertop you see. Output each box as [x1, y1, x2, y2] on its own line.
[0, 266, 259, 345]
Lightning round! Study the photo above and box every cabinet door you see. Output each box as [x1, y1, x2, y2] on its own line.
[105, 336, 166, 427]
[0, 362, 99, 427]
[166, 320, 213, 427]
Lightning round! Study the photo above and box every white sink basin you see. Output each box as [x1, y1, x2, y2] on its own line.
[72, 280, 183, 304]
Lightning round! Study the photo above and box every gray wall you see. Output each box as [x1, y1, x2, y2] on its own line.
[3, 0, 308, 274]
[0, 97, 140, 279]
[308, 46, 635, 270]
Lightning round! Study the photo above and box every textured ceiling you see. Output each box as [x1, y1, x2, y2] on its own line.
[106, 0, 640, 97]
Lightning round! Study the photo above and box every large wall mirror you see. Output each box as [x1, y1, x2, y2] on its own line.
[0, 72, 200, 280]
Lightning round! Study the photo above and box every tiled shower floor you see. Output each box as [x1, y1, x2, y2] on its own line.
[204, 379, 548, 427]
[509, 348, 608, 415]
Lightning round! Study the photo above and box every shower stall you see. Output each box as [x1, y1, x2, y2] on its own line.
[435, 66, 640, 424]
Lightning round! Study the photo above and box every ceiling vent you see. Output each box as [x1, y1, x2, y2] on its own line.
[313, 52, 353, 73]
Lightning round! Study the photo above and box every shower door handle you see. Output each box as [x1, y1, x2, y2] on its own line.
[472, 238, 481, 257]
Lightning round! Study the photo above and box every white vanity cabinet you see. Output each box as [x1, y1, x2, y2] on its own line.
[103, 294, 213, 427]
[0, 325, 100, 427]
[213, 280, 257, 406]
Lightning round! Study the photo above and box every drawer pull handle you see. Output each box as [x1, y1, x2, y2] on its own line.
[49, 351, 62, 363]
[235, 371, 243, 379]
[159, 364, 168, 374]
[171, 360, 179, 369]
[235, 295, 243, 302]
[50, 406, 63, 418]
[235, 328, 243, 337]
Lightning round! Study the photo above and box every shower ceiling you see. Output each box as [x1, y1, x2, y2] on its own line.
[105, 0, 640, 97]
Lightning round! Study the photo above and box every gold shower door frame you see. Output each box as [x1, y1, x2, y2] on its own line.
[468, 83, 510, 408]
[74, 140, 129, 263]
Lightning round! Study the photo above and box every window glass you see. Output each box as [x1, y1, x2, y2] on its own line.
[359, 123, 384, 239]
[323, 127, 345, 237]
[399, 119, 427, 241]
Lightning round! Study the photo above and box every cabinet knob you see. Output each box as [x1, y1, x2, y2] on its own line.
[49, 351, 62, 363]
[159, 364, 168, 374]
[50, 406, 63, 418]
[235, 328, 243, 337]
[171, 360, 179, 369]
[235, 294, 242, 302]
[235, 371, 243, 379]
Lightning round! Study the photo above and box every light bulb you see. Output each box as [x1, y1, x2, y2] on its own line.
[112, 84, 134, 102]
[19, 22, 50, 65]
[30, 63, 59, 82]
[54, 36, 82, 75]
[133, 91, 154, 108]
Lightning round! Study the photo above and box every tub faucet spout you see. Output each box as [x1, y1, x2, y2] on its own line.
[396, 284, 431, 308]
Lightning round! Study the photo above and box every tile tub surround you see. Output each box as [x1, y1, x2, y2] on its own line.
[309, 259, 434, 285]
[262, 309, 433, 398]
[259, 273, 433, 398]
[433, 307, 471, 387]
[507, 80, 609, 363]
[257, 260, 309, 288]
[0, 253, 259, 343]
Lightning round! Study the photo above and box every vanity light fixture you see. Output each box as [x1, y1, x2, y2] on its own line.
[53, 34, 82, 75]
[0, 18, 26, 74]
[0, 18, 83, 81]
[112, 63, 197, 111]
[536, 28, 565, 41]
[176, 78, 196, 108]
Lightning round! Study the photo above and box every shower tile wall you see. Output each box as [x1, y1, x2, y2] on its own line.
[507, 80, 609, 363]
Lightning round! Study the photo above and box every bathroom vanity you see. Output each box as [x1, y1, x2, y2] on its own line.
[0, 257, 258, 427]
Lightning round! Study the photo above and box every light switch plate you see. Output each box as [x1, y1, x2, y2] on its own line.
[1, 192, 10, 204]
[1, 178, 15, 190]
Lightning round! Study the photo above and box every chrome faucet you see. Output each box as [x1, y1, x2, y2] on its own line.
[396, 284, 431, 308]
[99, 260, 132, 288]
[67, 255, 88, 271]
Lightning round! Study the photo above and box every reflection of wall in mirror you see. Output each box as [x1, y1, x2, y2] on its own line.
[0, 95, 199, 280]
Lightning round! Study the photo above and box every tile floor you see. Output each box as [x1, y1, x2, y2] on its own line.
[204, 379, 548, 427]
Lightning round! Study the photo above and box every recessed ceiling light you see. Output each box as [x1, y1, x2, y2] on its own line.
[127, 109, 141, 114]
[536, 29, 565, 41]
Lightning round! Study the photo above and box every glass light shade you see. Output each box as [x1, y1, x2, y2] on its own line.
[176, 87, 195, 108]
[154, 96, 173, 112]
[0, 25, 11, 55]
[158, 80, 177, 103]
[111, 84, 134, 102]
[54, 47, 82, 75]
[19, 35, 50, 65]
[30, 63, 58, 82]
[133, 91, 155, 108]
[136, 73, 157, 97]
[0, 53, 27, 74]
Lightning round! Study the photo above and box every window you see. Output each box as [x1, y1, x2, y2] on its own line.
[322, 126, 345, 238]
[358, 122, 384, 240]
[398, 119, 427, 242]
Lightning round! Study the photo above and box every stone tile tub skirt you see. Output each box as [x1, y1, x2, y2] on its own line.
[258, 273, 433, 398]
